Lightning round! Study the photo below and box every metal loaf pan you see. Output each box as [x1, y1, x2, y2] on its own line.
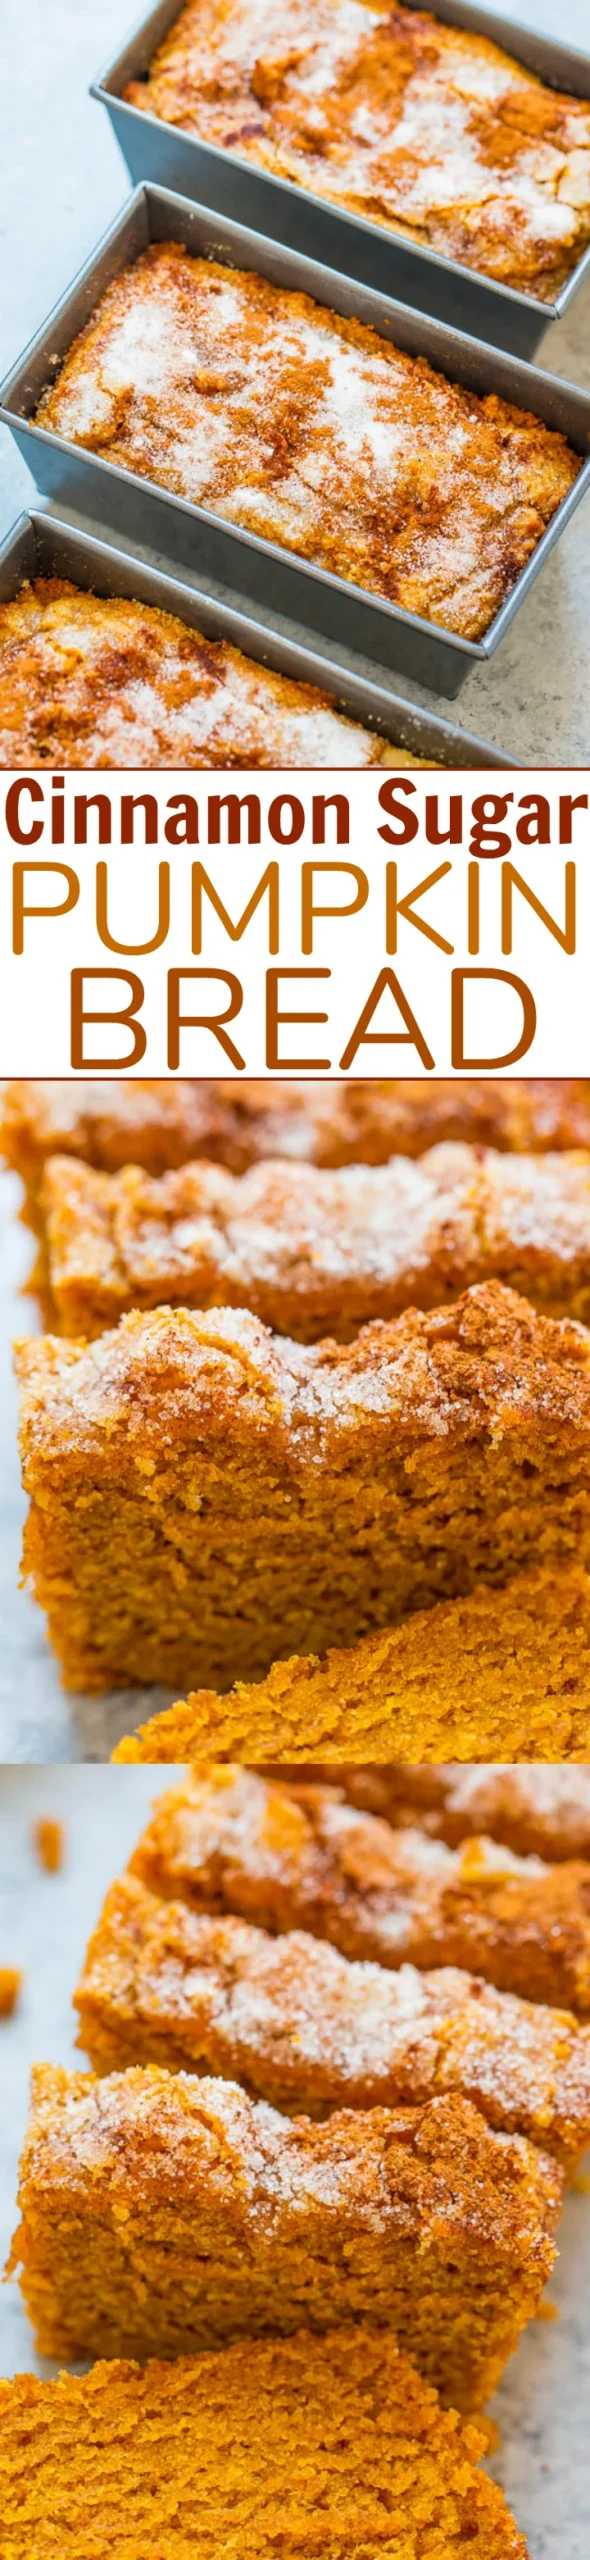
[91, 0, 590, 358]
[1, 184, 589, 698]
[0, 508, 518, 767]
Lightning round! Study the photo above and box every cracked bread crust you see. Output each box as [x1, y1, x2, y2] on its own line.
[4, 1080, 590, 1197]
[332, 1764, 590, 1859]
[0, 576, 410, 771]
[35, 245, 580, 644]
[128, 1767, 590, 2014]
[17, 1284, 590, 1694]
[11, 2063, 561, 2408]
[126, 0, 590, 303]
[0, 2330, 531, 2559]
[34, 1142, 590, 1340]
[74, 1867, 590, 2167]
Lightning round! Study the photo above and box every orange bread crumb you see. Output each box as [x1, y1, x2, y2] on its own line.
[32, 1816, 64, 1874]
[0, 1968, 21, 2019]
[128, 1767, 590, 2013]
[10, 2064, 561, 2408]
[114, 1563, 590, 1765]
[0, 2328, 531, 2557]
[17, 1284, 590, 1697]
[74, 1868, 590, 2169]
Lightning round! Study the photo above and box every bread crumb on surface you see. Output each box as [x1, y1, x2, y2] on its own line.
[0, 1968, 22, 2019]
[32, 1817, 64, 1874]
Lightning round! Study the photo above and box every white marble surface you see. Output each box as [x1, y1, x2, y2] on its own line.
[0, 1762, 589, 2560]
[0, 0, 589, 761]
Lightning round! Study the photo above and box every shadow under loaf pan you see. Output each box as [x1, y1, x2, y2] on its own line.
[0, 574, 430, 768]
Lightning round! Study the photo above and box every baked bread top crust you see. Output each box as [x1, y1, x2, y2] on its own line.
[16, 1282, 590, 1474]
[36, 245, 580, 643]
[0, 576, 407, 769]
[5, 1080, 590, 1189]
[126, 0, 590, 302]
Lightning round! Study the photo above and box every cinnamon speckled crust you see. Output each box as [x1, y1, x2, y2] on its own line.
[16, 1283, 590, 1695]
[126, 0, 590, 302]
[0, 2331, 531, 2560]
[34, 1142, 590, 1340]
[115, 1561, 590, 1766]
[35, 245, 580, 643]
[128, 1767, 590, 2014]
[4, 1080, 590, 1200]
[11, 2063, 561, 2408]
[74, 1867, 590, 2168]
[329, 1763, 590, 1859]
[0, 577, 411, 770]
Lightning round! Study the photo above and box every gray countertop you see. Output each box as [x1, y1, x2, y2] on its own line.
[0, 1762, 589, 2559]
[0, 0, 589, 763]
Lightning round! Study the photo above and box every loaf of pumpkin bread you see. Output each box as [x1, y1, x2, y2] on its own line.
[35, 246, 580, 643]
[126, 0, 590, 303]
[0, 574, 424, 772]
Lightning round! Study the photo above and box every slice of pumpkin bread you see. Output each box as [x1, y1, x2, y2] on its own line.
[331, 1763, 590, 1858]
[16, 1282, 590, 1695]
[3, 1074, 590, 1211]
[127, 1767, 590, 2013]
[114, 1562, 590, 1764]
[30, 1141, 590, 1341]
[74, 1868, 590, 2168]
[0, 2328, 531, 2559]
[10, 2065, 561, 2408]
